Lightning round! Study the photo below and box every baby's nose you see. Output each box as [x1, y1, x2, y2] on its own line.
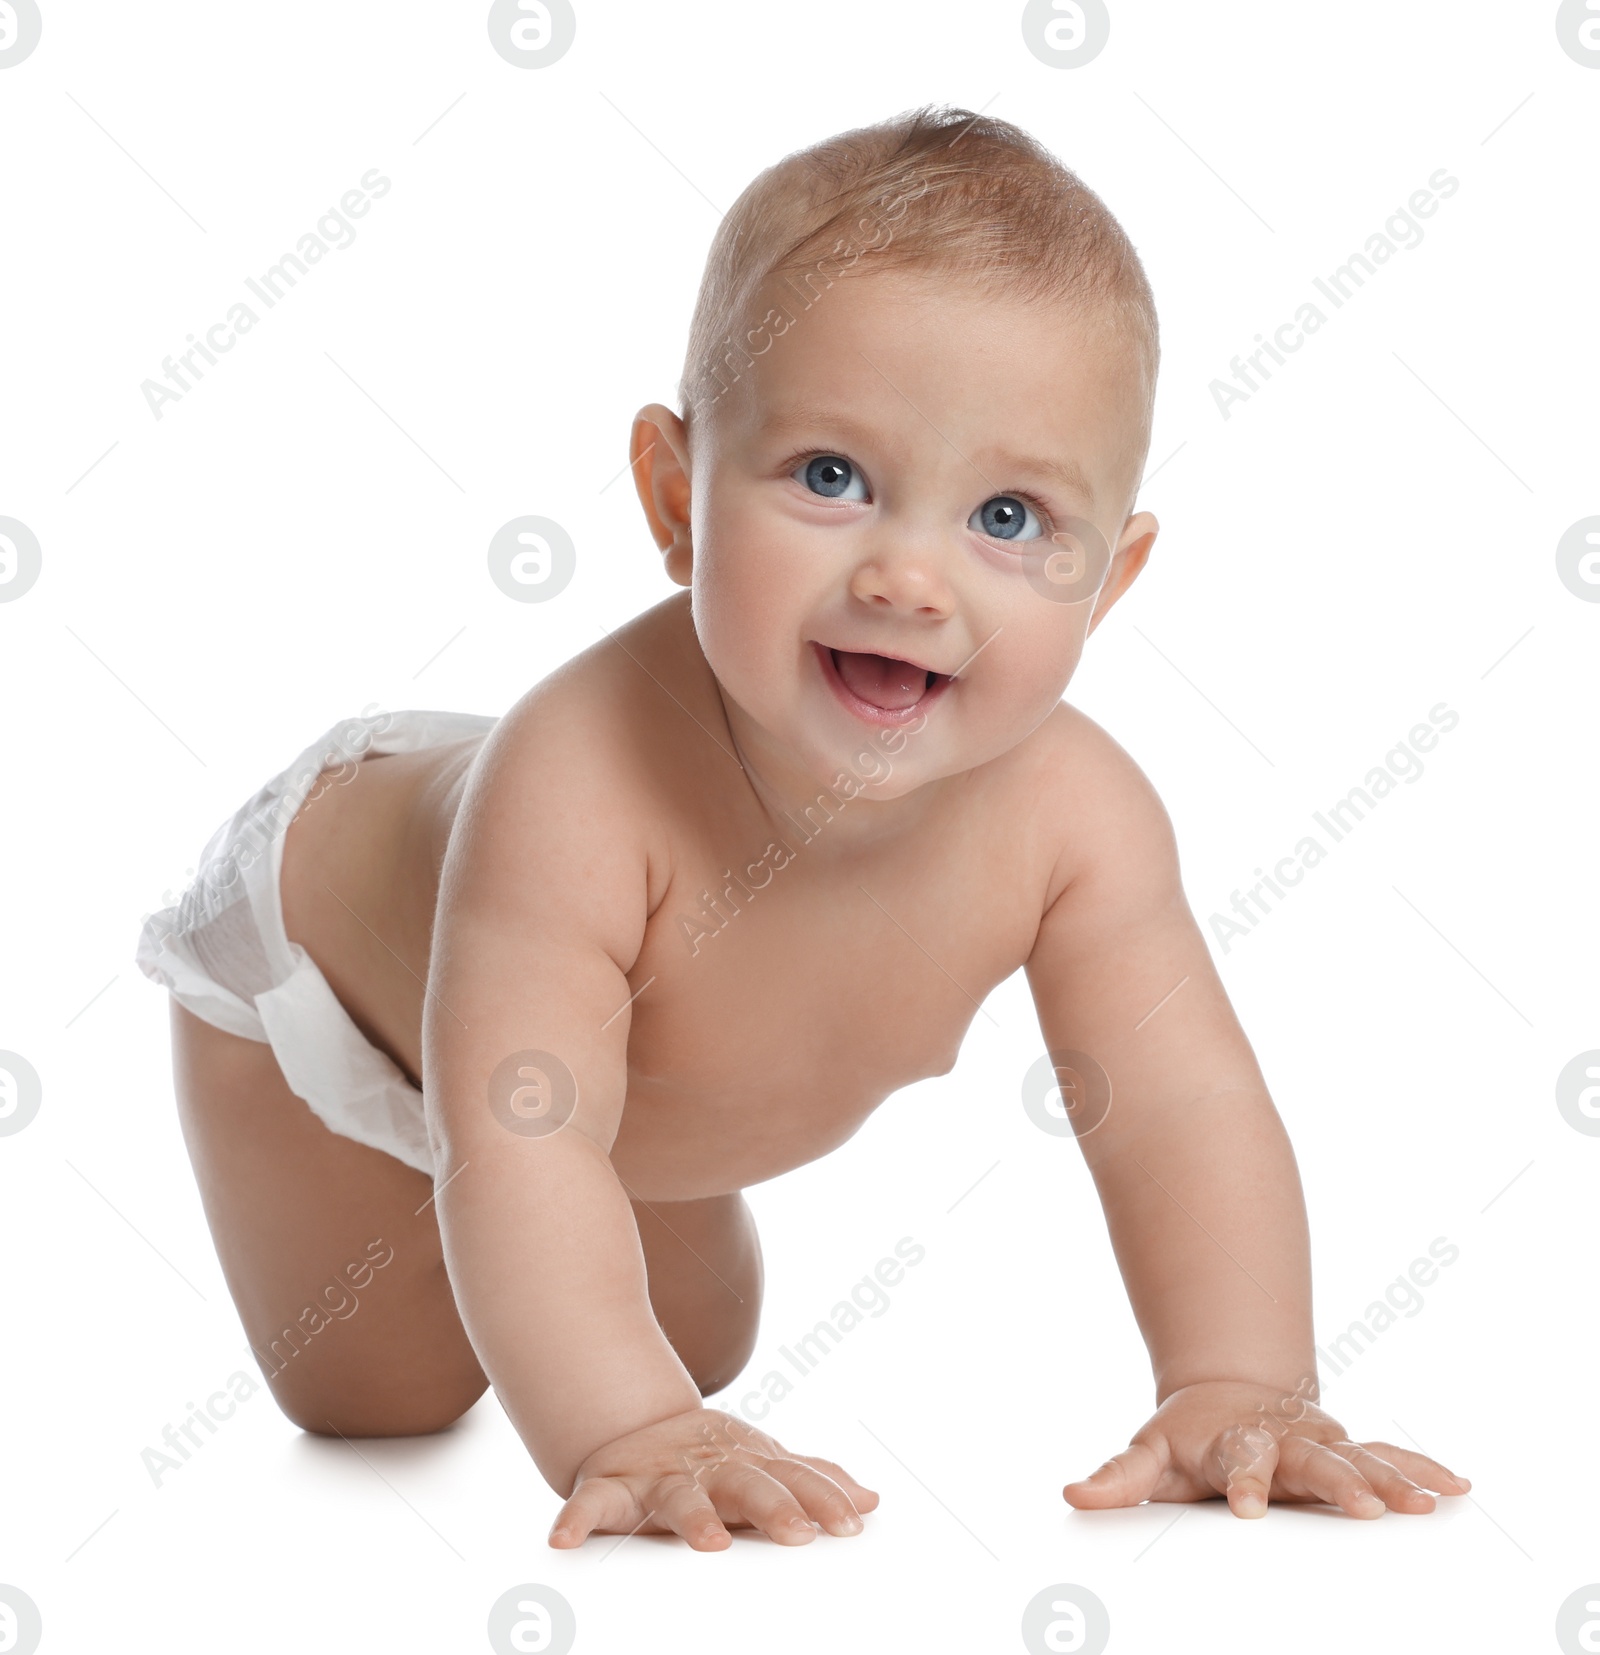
[847, 537, 957, 617]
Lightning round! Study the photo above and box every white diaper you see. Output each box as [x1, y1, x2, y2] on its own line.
[134, 707, 497, 1176]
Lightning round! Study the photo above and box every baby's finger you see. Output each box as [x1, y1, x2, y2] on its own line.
[1212, 1424, 1279, 1518]
[1353, 1440, 1471, 1493]
[1062, 1441, 1164, 1508]
[760, 1456, 868, 1536]
[1339, 1443, 1437, 1512]
[651, 1473, 733, 1551]
[1275, 1437, 1385, 1518]
[711, 1462, 821, 1546]
[548, 1477, 639, 1547]
[786, 1452, 881, 1511]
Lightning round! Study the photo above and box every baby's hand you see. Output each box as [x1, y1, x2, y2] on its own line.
[548, 1407, 879, 1550]
[1062, 1380, 1470, 1519]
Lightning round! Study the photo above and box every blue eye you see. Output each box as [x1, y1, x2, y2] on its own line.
[970, 495, 1043, 542]
[794, 454, 869, 501]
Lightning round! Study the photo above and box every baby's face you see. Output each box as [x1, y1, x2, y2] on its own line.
[648, 267, 1157, 804]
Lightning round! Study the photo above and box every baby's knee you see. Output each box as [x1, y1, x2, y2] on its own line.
[677, 1271, 764, 1398]
[267, 1362, 486, 1438]
[685, 1317, 761, 1399]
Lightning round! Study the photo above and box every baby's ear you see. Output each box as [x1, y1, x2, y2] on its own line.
[1086, 511, 1158, 636]
[630, 403, 694, 586]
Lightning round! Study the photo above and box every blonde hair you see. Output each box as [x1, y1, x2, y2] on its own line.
[678, 103, 1159, 472]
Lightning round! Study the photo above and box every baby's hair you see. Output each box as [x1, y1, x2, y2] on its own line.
[678, 103, 1159, 457]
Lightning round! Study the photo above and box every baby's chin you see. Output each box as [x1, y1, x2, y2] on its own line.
[719, 692, 940, 805]
[791, 704, 1006, 805]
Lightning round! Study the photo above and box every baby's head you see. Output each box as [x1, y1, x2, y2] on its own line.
[632, 104, 1161, 803]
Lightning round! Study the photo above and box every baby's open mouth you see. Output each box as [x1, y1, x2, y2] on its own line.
[813, 642, 954, 724]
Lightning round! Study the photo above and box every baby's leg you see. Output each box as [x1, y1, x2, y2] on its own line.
[169, 997, 486, 1435]
[168, 1000, 763, 1431]
[630, 1190, 764, 1399]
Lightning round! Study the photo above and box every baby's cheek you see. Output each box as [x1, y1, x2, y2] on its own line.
[988, 626, 1084, 724]
[694, 563, 781, 692]
[700, 535, 804, 662]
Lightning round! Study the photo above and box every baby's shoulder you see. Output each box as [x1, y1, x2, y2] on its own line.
[451, 599, 704, 914]
[1014, 702, 1180, 909]
[481, 595, 710, 793]
[1021, 700, 1167, 810]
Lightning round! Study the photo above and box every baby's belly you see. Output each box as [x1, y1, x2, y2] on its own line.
[605, 1073, 882, 1202]
[601, 953, 974, 1201]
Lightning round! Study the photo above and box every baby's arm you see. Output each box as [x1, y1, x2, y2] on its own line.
[421, 701, 874, 1548]
[1024, 712, 1468, 1518]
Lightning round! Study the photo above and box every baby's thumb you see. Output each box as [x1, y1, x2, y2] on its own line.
[1062, 1442, 1164, 1508]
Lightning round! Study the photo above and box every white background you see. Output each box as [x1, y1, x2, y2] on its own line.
[1, 2, 1596, 1650]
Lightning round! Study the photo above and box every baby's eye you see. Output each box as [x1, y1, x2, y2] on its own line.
[970, 494, 1044, 542]
[793, 454, 869, 502]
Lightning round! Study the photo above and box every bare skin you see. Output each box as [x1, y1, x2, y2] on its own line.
[173, 717, 771, 1426]
[168, 266, 1468, 1550]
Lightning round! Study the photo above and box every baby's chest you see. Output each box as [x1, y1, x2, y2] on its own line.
[628, 846, 1041, 1103]
[605, 809, 1057, 1194]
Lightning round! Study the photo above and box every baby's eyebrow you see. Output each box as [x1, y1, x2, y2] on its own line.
[760, 404, 883, 454]
[763, 405, 1096, 508]
[968, 443, 1096, 509]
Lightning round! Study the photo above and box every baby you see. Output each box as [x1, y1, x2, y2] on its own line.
[136, 104, 1468, 1549]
